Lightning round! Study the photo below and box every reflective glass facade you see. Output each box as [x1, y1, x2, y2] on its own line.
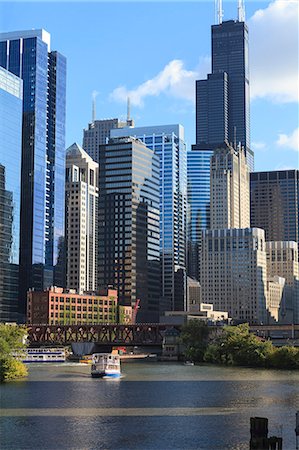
[111, 125, 187, 313]
[0, 30, 66, 316]
[98, 137, 160, 323]
[250, 170, 299, 244]
[187, 145, 213, 280]
[196, 19, 253, 171]
[0, 67, 23, 322]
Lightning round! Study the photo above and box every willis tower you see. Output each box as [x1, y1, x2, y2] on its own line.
[195, 0, 253, 170]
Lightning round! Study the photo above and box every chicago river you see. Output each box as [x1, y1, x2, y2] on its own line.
[1, 362, 298, 449]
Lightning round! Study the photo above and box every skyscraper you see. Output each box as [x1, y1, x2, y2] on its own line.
[250, 170, 299, 244]
[201, 228, 268, 324]
[0, 67, 23, 322]
[65, 143, 99, 294]
[266, 241, 299, 324]
[196, 13, 253, 170]
[210, 143, 250, 229]
[111, 124, 187, 313]
[187, 146, 213, 280]
[0, 30, 67, 316]
[98, 137, 160, 323]
[82, 118, 129, 164]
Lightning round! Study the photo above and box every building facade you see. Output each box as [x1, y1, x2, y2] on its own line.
[98, 137, 160, 323]
[82, 118, 129, 163]
[0, 67, 23, 322]
[210, 143, 250, 229]
[27, 287, 133, 325]
[187, 145, 214, 280]
[250, 170, 299, 244]
[0, 30, 67, 316]
[111, 124, 187, 313]
[196, 19, 253, 170]
[266, 241, 299, 324]
[65, 143, 99, 294]
[201, 228, 268, 324]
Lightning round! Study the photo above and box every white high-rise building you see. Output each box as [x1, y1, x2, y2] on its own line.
[201, 228, 268, 324]
[82, 118, 129, 163]
[210, 143, 250, 230]
[65, 143, 99, 293]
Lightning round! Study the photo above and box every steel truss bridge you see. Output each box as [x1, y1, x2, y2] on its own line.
[27, 323, 299, 346]
[27, 324, 178, 346]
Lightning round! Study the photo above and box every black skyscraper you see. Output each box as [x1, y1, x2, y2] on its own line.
[196, 17, 253, 170]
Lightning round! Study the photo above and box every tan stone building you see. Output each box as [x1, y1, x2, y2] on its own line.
[266, 241, 299, 324]
[65, 143, 99, 294]
[200, 228, 268, 324]
[266, 276, 285, 323]
[210, 144, 250, 230]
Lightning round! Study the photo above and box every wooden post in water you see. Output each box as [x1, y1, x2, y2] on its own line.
[250, 417, 269, 449]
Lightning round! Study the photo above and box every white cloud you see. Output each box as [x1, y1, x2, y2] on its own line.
[276, 127, 299, 151]
[110, 1, 298, 107]
[251, 141, 267, 151]
[249, 0, 299, 103]
[110, 58, 210, 107]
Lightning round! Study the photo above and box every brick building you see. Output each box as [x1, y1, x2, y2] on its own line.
[27, 287, 132, 325]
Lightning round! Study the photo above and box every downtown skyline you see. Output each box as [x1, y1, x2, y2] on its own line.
[0, 0, 298, 172]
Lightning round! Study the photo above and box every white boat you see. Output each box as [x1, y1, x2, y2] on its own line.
[91, 353, 121, 378]
[183, 361, 194, 366]
[15, 348, 66, 363]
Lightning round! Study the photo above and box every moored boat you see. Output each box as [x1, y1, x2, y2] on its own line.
[91, 353, 121, 378]
[14, 348, 66, 363]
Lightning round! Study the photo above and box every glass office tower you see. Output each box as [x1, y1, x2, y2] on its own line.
[0, 67, 23, 322]
[111, 124, 187, 313]
[0, 30, 66, 316]
[187, 146, 213, 280]
[250, 170, 299, 244]
[98, 137, 160, 323]
[196, 19, 253, 171]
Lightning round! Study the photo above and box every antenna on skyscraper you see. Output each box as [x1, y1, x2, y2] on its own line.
[127, 97, 131, 124]
[237, 0, 245, 22]
[92, 90, 98, 122]
[126, 96, 134, 127]
[216, 0, 223, 24]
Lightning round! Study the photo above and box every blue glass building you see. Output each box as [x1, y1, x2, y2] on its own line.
[196, 19, 253, 171]
[187, 145, 213, 280]
[111, 124, 187, 313]
[0, 67, 23, 322]
[0, 30, 66, 317]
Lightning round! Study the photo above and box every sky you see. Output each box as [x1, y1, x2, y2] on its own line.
[0, 0, 298, 172]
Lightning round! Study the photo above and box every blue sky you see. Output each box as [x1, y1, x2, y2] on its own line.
[1, 0, 298, 171]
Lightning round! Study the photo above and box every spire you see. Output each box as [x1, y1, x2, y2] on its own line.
[238, 0, 245, 22]
[92, 90, 98, 122]
[127, 96, 131, 124]
[126, 97, 134, 127]
[216, 0, 223, 24]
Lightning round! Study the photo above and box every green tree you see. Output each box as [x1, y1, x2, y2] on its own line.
[0, 324, 28, 382]
[204, 324, 274, 367]
[267, 346, 299, 369]
[180, 320, 210, 362]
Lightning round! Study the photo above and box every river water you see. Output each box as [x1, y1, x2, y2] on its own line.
[0, 361, 298, 450]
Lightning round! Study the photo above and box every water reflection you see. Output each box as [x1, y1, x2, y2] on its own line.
[0, 362, 298, 450]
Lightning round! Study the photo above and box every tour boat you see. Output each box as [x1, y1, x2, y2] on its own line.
[18, 348, 66, 363]
[91, 353, 121, 378]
